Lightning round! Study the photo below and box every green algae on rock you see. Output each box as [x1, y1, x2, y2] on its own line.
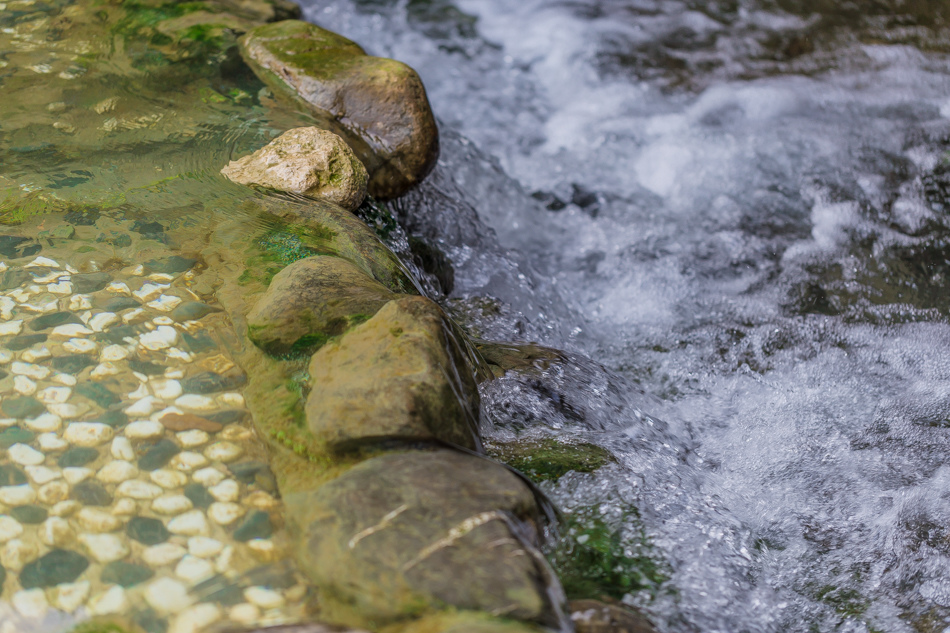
[487, 438, 616, 483]
[238, 20, 440, 199]
[247, 255, 398, 357]
[222, 127, 369, 211]
[306, 296, 481, 452]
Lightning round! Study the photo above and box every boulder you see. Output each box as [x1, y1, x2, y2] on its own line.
[239, 20, 439, 199]
[285, 449, 563, 628]
[247, 256, 397, 356]
[306, 296, 480, 452]
[222, 127, 368, 211]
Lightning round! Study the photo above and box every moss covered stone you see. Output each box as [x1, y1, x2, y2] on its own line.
[487, 438, 615, 483]
[306, 296, 481, 452]
[239, 20, 439, 199]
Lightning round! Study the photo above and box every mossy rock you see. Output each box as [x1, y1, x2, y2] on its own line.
[568, 600, 658, 633]
[68, 616, 143, 633]
[388, 611, 546, 633]
[487, 438, 615, 483]
[239, 20, 439, 198]
[475, 342, 567, 378]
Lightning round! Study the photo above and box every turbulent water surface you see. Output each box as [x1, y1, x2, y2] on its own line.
[300, 2, 950, 632]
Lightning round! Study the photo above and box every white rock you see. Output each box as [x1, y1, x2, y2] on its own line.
[150, 469, 188, 489]
[68, 294, 93, 311]
[128, 383, 150, 400]
[24, 465, 61, 485]
[187, 536, 224, 559]
[124, 419, 165, 439]
[140, 325, 178, 350]
[1, 538, 37, 571]
[25, 257, 59, 268]
[0, 350, 11, 363]
[37, 480, 68, 505]
[192, 467, 227, 487]
[0, 320, 23, 336]
[145, 577, 192, 614]
[203, 442, 242, 463]
[47, 402, 83, 419]
[149, 273, 175, 283]
[12, 589, 47, 619]
[77, 508, 123, 532]
[217, 392, 245, 408]
[130, 265, 145, 276]
[91, 362, 122, 378]
[54, 581, 90, 613]
[89, 585, 127, 615]
[8, 444, 44, 465]
[148, 295, 182, 312]
[134, 283, 169, 302]
[63, 338, 97, 353]
[165, 369, 185, 379]
[124, 396, 159, 417]
[48, 281, 72, 294]
[171, 451, 208, 471]
[47, 371, 75, 386]
[214, 545, 234, 574]
[12, 375, 36, 395]
[49, 500, 80, 517]
[209, 479, 240, 503]
[152, 495, 193, 515]
[96, 460, 138, 484]
[122, 308, 146, 323]
[0, 298, 13, 320]
[101, 344, 131, 361]
[116, 480, 163, 500]
[79, 533, 129, 563]
[20, 347, 51, 362]
[24, 412, 61, 432]
[152, 379, 183, 400]
[168, 510, 210, 536]
[50, 324, 93, 338]
[166, 347, 193, 362]
[36, 386, 70, 405]
[228, 603, 261, 625]
[175, 554, 215, 584]
[111, 436, 135, 461]
[106, 281, 131, 295]
[0, 485, 36, 505]
[174, 394, 215, 411]
[38, 434, 68, 455]
[64, 422, 113, 446]
[88, 312, 118, 332]
[11, 362, 48, 379]
[143, 542, 187, 568]
[244, 586, 285, 610]
[177, 430, 209, 448]
[63, 467, 94, 485]
[0, 516, 23, 542]
[169, 603, 221, 633]
[207, 502, 245, 526]
[154, 316, 175, 325]
[40, 516, 74, 546]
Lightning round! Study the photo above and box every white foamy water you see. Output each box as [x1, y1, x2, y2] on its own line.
[302, 1, 950, 631]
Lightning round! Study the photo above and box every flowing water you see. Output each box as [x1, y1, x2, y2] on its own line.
[298, 2, 950, 632]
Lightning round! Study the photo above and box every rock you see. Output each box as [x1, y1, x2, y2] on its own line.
[207, 502, 245, 526]
[10, 505, 46, 525]
[72, 272, 112, 293]
[64, 422, 114, 446]
[88, 584, 128, 615]
[0, 427, 36, 448]
[37, 481, 69, 505]
[96, 460, 139, 484]
[209, 479, 240, 503]
[128, 516, 171, 545]
[170, 301, 220, 322]
[0, 516, 24, 542]
[25, 465, 61, 485]
[144, 256, 196, 275]
[306, 296, 481, 452]
[58, 446, 99, 468]
[222, 127, 368, 210]
[181, 371, 246, 395]
[169, 602, 221, 633]
[239, 20, 439, 198]
[488, 438, 616, 483]
[101, 560, 155, 587]
[286, 449, 559, 627]
[54, 580, 90, 613]
[143, 543, 188, 568]
[51, 354, 96, 374]
[188, 537, 224, 559]
[77, 508, 124, 532]
[174, 554, 215, 585]
[12, 588, 48, 619]
[76, 383, 121, 408]
[71, 481, 113, 506]
[204, 441, 243, 462]
[139, 439, 182, 471]
[244, 586, 284, 609]
[178, 430, 210, 448]
[0, 465, 27, 487]
[116, 480, 164, 500]
[160, 413, 222, 433]
[20, 549, 89, 588]
[112, 437, 136, 461]
[2, 396, 45, 419]
[145, 577, 193, 615]
[248, 256, 397, 356]
[151, 469, 188, 489]
[0, 484, 37, 506]
[40, 517, 74, 547]
[8, 443, 44, 465]
[569, 600, 658, 633]
[175, 394, 216, 411]
[171, 451, 209, 471]
[125, 420, 166, 439]
[168, 510, 211, 537]
[79, 533, 130, 563]
[152, 494, 195, 515]
[29, 311, 83, 331]
[233, 510, 271, 542]
[193, 468, 227, 487]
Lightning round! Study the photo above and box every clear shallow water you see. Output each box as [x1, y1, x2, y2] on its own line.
[300, 1, 950, 632]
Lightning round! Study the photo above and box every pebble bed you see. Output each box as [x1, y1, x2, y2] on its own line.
[0, 254, 309, 633]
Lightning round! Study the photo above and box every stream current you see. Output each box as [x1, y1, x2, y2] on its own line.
[300, 2, 950, 632]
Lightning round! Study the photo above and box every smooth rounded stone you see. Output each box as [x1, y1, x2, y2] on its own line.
[0, 484, 36, 506]
[13, 375, 36, 395]
[77, 508, 124, 533]
[111, 498, 139, 516]
[175, 554, 215, 585]
[0, 426, 36, 448]
[174, 394, 216, 411]
[10, 505, 46, 525]
[192, 468, 226, 487]
[151, 494, 194, 516]
[127, 516, 171, 545]
[2, 395, 45, 419]
[54, 580, 90, 613]
[217, 392, 245, 408]
[143, 542, 188, 568]
[1, 538, 38, 572]
[92, 362, 122, 378]
[71, 480, 113, 506]
[171, 452, 209, 472]
[145, 256, 196, 276]
[244, 491, 280, 511]
[47, 402, 85, 419]
[125, 420, 165, 439]
[72, 272, 111, 294]
[5, 334, 47, 351]
[209, 479, 240, 503]
[152, 378, 183, 400]
[222, 127, 368, 210]
[36, 387, 70, 405]
[134, 283, 169, 303]
[177, 430, 210, 448]
[151, 469, 188, 489]
[96, 410, 130, 429]
[96, 460, 139, 484]
[75, 382, 120, 408]
[50, 324, 94, 339]
[11, 363, 51, 381]
[29, 311, 82, 331]
[187, 537, 224, 559]
[0, 464, 28, 486]
[184, 484, 214, 511]
[12, 588, 48, 618]
[170, 302, 219, 323]
[244, 586, 285, 610]
[116, 480, 163, 500]
[167, 510, 210, 536]
[58, 446, 99, 468]
[21, 347, 52, 363]
[233, 511, 272, 542]
[101, 344, 131, 362]
[140, 326, 178, 351]
[146, 577, 193, 615]
[49, 501, 80, 518]
[161, 413, 222, 433]
[207, 502, 245, 527]
[205, 409, 249, 426]
[37, 480, 69, 505]
[63, 338, 97, 353]
[24, 465, 61, 485]
[40, 517, 74, 547]
[0, 516, 23, 542]
[111, 436, 135, 461]
[50, 354, 96, 374]
[203, 442, 243, 463]
[79, 533, 130, 563]
[88, 584, 127, 615]
[169, 602, 221, 633]
[64, 422, 114, 447]
[88, 312, 119, 333]
[245, 539, 280, 563]
[0, 320, 23, 336]
[148, 295, 183, 312]
[247, 256, 396, 357]
[101, 560, 155, 587]
[139, 439, 182, 471]
[228, 461, 277, 491]
[227, 603, 261, 625]
[24, 412, 61, 432]
[8, 443, 45, 466]
[20, 548, 89, 588]
[214, 546, 235, 575]
[239, 21, 439, 198]
[37, 433, 68, 452]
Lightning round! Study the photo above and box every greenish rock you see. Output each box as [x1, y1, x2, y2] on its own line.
[101, 560, 155, 587]
[181, 371, 245, 394]
[0, 566, 5, 592]
[0, 426, 35, 448]
[20, 549, 89, 588]
[182, 331, 217, 353]
[227, 461, 275, 491]
[59, 447, 100, 468]
[71, 272, 112, 294]
[0, 269, 31, 291]
[488, 439, 616, 483]
[192, 575, 245, 606]
[242, 564, 296, 588]
[71, 481, 112, 506]
[126, 517, 170, 546]
[0, 465, 27, 486]
[144, 256, 196, 275]
[102, 296, 141, 312]
[409, 236, 455, 295]
[232, 510, 272, 542]
[129, 359, 165, 376]
[98, 324, 146, 345]
[170, 301, 219, 322]
[2, 396, 45, 419]
[51, 225, 76, 239]
[306, 296, 481, 452]
[239, 20, 439, 199]
[286, 449, 560, 628]
[75, 383, 121, 408]
[11, 505, 47, 524]
[247, 255, 397, 357]
[137, 439, 180, 471]
[205, 410, 248, 425]
[6, 333, 48, 350]
[568, 600, 658, 633]
[183, 483, 214, 509]
[133, 608, 168, 633]
[52, 354, 96, 374]
[94, 410, 130, 428]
